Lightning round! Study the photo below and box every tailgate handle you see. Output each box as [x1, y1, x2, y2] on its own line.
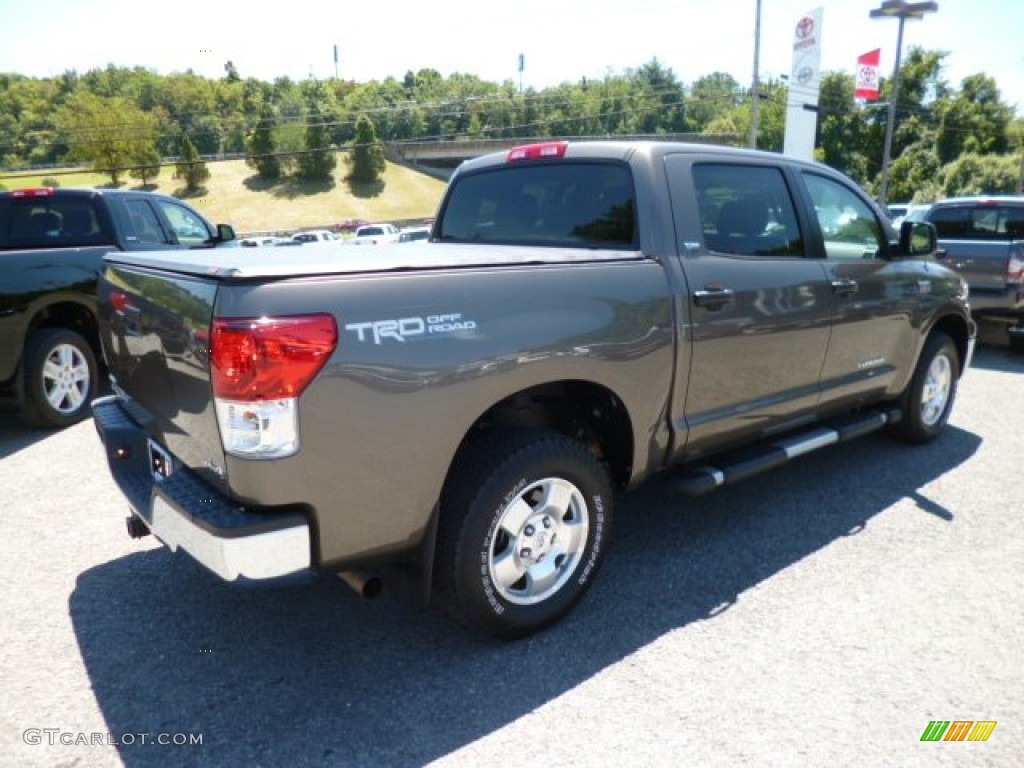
[693, 287, 735, 309]
[831, 279, 859, 296]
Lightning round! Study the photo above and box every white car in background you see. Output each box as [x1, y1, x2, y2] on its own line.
[398, 226, 432, 243]
[351, 223, 401, 245]
[291, 229, 339, 244]
[239, 235, 286, 247]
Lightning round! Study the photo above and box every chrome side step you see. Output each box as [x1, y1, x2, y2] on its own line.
[672, 407, 902, 496]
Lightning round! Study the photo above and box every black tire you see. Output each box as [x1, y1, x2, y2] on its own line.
[1008, 328, 1024, 354]
[890, 331, 959, 443]
[435, 429, 614, 640]
[20, 328, 99, 429]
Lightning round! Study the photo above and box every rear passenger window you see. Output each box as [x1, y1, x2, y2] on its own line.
[693, 164, 803, 257]
[0, 197, 106, 248]
[930, 205, 1024, 240]
[438, 162, 637, 248]
[802, 173, 886, 260]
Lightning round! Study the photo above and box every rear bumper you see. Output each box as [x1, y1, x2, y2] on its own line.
[967, 285, 1024, 317]
[91, 395, 312, 581]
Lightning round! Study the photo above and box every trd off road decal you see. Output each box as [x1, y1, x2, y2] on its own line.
[345, 313, 477, 344]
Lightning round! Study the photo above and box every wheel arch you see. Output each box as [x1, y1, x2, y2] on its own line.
[9, 297, 101, 401]
[927, 310, 972, 376]
[448, 378, 636, 491]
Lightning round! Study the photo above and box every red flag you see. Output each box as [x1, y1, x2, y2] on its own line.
[855, 49, 881, 100]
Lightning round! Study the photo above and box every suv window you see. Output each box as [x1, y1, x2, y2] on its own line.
[0, 197, 107, 248]
[693, 163, 803, 257]
[438, 162, 637, 248]
[155, 200, 212, 245]
[929, 204, 1024, 240]
[124, 199, 171, 245]
[802, 172, 886, 260]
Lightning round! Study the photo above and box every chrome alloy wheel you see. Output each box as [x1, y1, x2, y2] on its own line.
[920, 353, 952, 427]
[42, 342, 91, 415]
[488, 477, 590, 605]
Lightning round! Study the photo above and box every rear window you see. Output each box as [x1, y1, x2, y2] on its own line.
[929, 205, 1024, 240]
[0, 196, 108, 248]
[437, 162, 637, 248]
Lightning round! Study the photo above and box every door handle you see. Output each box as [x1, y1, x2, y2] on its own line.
[693, 287, 735, 309]
[831, 279, 858, 296]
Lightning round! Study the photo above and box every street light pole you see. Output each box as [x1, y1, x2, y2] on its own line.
[870, 0, 938, 207]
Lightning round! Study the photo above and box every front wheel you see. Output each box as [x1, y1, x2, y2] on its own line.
[21, 328, 99, 429]
[435, 429, 614, 639]
[890, 331, 959, 443]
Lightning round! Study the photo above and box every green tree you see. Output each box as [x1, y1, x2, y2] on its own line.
[56, 91, 158, 185]
[886, 140, 941, 202]
[174, 133, 210, 192]
[942, 152, 1020, 196]
[688, 72, 740, 132]
[935, 73, 1012, 164]
[346, 113, 386, 184]
[129, 144, 162, 187]
[298, 100, 337, 181]
[245, 103, 281, 179]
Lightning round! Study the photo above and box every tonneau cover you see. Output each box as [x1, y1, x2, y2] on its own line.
[102, 241, 646, 280]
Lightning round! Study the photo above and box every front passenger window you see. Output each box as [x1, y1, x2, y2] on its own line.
[803, 173, 886, 260]
[157, 201, 212, 246]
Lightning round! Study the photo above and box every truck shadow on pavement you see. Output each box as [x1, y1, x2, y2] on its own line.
[0, 411, 60, 459]
[968, 342, 1024, 374]
[70, 426, 981, 768]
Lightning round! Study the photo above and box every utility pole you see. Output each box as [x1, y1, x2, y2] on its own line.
[749, 0, 762, 149]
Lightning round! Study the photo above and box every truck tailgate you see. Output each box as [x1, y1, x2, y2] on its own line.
[97, 261, 227, 491]
[939, 238, 1014, 294]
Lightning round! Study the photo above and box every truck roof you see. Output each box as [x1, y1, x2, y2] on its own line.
[454, 139, 827, 175]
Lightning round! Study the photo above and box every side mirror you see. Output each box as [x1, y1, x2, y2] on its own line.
[898, 220, 936, 257]
[215, 223, 236, 243]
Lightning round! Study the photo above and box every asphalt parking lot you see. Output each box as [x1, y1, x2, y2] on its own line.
[1, 335, 1021, 768]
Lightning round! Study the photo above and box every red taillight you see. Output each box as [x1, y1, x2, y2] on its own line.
[10, 187, 54, 198]
[110, 290, 129, 314]
[1008, 246, 1024, 284]
[211, 315, 337, 400]
[507, 141, 568, 162]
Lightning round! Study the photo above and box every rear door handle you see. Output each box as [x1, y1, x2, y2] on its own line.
[831, 279, 858, 296]
[693, 287, 735, 309]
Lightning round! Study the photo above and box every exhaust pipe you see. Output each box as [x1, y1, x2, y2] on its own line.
[338, 570, 383, 599]
[126, 515, 151, 539]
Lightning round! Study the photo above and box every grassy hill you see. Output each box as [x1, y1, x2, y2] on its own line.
[0, 154, 448, 235]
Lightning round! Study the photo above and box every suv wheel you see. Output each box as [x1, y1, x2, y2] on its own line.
[21, 328, 98, 429]
[890, 331, 959, 443]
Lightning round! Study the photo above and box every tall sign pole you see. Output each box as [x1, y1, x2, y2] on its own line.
[870, 1, 938, 206]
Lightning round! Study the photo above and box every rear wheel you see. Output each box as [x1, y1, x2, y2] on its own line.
[435, 429, 613, 639]
[890, 331, 959, 443]
[1008, 326, 1024, 354]
[20, 328, 98, 429]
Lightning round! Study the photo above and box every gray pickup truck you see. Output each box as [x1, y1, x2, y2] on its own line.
[921, 196, 1024, 351]
[92, 140, 975, 638]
